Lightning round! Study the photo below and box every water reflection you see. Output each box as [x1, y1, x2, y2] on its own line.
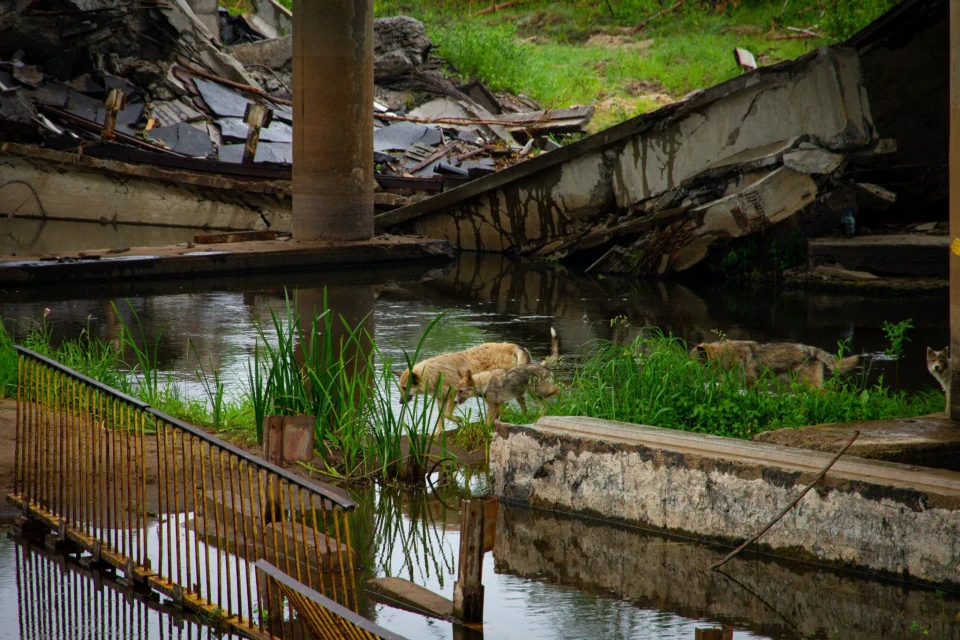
[0, 533, 243, 640]
[493, 503, 960, 640]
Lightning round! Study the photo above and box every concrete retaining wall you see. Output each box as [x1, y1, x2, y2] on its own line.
[490, 416, 960, 586]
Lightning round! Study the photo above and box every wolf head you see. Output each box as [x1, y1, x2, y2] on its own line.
[927, 346, 950, 375]
[394, 368, 421, 403]
[455, 371, 478, 405]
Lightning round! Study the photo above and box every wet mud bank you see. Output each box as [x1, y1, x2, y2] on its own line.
[491, 416, 960, 587]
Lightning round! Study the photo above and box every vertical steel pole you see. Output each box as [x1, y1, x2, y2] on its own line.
[292, 0, 375, 241]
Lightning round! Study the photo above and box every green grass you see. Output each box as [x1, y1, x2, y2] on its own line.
[220, 0, 895, 131]
[503, 331, 943, 440]
[374, 0, 897, 131]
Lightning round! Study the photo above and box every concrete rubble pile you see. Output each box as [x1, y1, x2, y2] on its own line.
[578, 136, 898, 277]
[0, 1, 594, 203]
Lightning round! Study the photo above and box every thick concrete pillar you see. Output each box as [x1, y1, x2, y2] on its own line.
[951, 0, 960, 421]
[292, 2, 375, 241]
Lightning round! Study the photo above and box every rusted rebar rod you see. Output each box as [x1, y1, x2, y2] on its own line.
[709, 430, 861, 571]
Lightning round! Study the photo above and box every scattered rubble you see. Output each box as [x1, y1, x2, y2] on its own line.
[0, 3, 595, 216]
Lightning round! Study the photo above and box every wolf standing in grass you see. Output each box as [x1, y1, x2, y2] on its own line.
[689, 340, 860, 388]
[456, 328, 561, 425]
[926, 346, 950, 410]
[395, 342, 531, 435]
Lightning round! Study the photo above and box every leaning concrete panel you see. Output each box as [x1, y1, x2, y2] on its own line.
[382, 46, 875, 257]
[612, 47, 872, 207]
[490, 415, 960, 585]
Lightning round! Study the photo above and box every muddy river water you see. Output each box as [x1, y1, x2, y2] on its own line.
[0, 253, 955, 639]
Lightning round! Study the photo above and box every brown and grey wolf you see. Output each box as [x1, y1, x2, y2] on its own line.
[689, 339, 860, 388]
[926, 346, 950, 409]
[395, 342, 531, 434]
[456, 328, 561, 425]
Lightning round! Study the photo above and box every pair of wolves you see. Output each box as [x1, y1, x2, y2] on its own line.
[395, 329, 560, 433]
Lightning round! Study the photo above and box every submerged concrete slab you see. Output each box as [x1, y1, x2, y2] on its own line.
[0, 237, 454, 286]
[755, 413, 960, 471]
[808, 234, 948, 278]
[491, 415, 960, 586]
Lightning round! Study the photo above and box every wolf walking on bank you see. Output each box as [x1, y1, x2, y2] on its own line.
[689, 339, 860, 388]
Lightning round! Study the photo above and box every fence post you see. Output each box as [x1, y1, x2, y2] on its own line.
[452, 499, 485, 624]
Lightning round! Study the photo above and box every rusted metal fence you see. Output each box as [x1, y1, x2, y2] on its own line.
[257, 560, 408, 640]
[10, 346, 360, 639]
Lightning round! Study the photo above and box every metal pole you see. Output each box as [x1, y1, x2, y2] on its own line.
[951, 0, 960, 421]
[292, 0, 375, 241]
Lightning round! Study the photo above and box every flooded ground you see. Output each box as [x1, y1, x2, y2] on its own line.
[0, 254, 951, 639]
[0, 253, 947, 400]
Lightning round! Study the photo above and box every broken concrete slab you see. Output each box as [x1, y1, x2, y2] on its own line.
[377, 46, 874, 271]
[813, 264, 880, 281]
[227, 35, 293, 70]
[808, 234, 948, 278]
[754, 413, 960, 471]
[782, 148, 844, 174]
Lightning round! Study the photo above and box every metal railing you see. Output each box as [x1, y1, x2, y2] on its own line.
[11, 346, 360, 639]
[257, 561, 408, 640]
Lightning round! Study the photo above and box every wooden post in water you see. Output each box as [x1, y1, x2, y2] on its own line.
[950, 0, 960, 421]
[453, 499, 486, 624]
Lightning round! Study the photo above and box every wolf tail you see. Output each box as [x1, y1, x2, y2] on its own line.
[542, 327, 560, 367]
[822, 351, 860, 375]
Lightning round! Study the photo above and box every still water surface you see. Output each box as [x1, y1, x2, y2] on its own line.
[0, 254, 952, 639]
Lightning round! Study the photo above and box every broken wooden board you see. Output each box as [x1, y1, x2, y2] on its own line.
[366, 577, 454, 619]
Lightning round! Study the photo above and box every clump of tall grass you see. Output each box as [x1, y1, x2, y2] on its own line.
[247, 292, 447, 483]
[521, 331, 942, 439]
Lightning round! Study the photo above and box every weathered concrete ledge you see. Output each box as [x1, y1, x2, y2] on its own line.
[0, 236, 454, 286]
[756, 412, 960, 472]
[490, 415, 960, 586]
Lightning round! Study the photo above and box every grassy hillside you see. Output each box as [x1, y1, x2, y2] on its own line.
[224, 0, 898, 131]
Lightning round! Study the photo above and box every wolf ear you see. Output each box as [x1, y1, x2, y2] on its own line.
[464, 370, 475, 385]
[946, 347, 950, 357]
[394, 370, 403, 379]
[410, 371, 420, 385]
[928, 347, 935, 358]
